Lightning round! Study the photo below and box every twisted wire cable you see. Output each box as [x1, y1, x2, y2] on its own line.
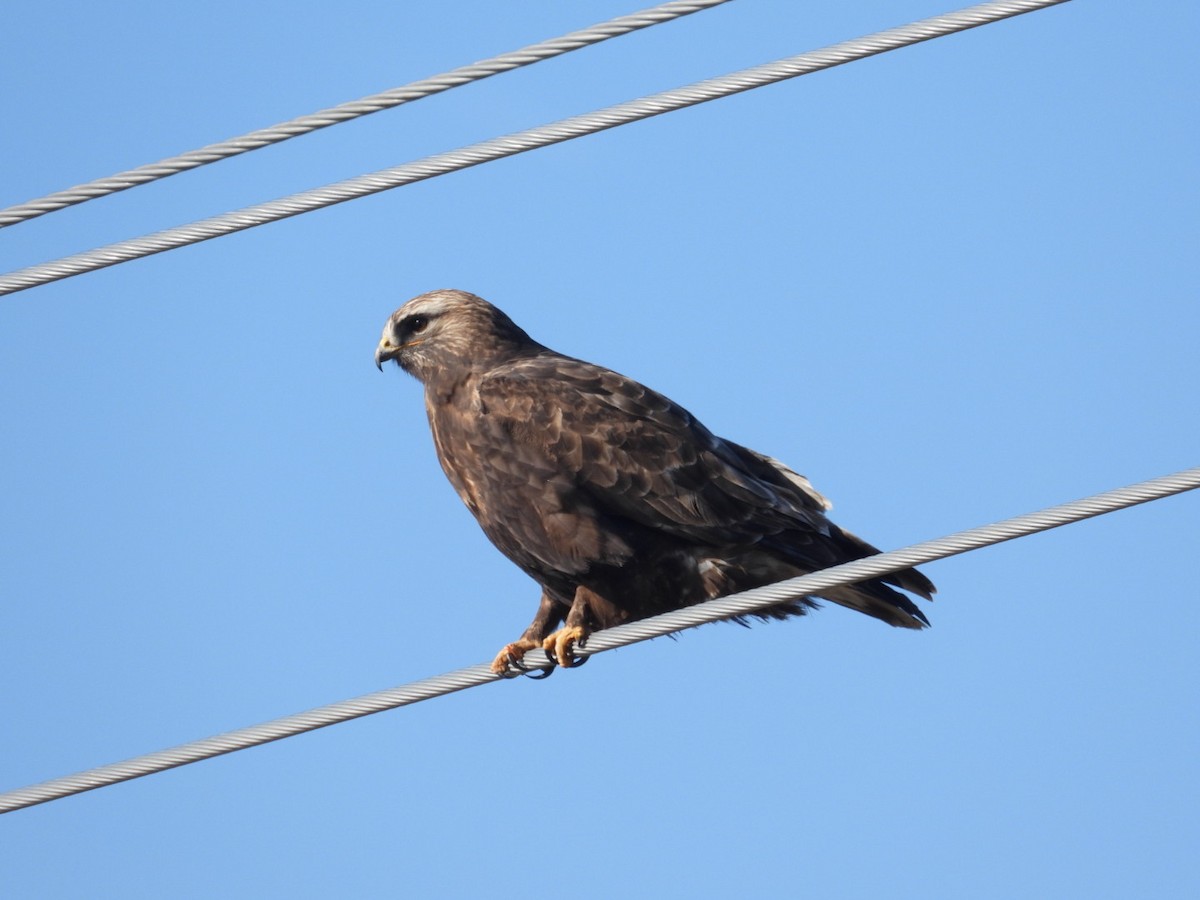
[0, 0, 733, 228]
[0, 0, 1072, 297]
[2, 464, 1195, 815]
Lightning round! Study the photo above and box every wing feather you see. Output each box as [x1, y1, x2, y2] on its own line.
[477, 354, 830, 548]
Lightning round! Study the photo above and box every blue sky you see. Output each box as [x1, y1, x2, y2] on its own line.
[2, 1, 1197, 896]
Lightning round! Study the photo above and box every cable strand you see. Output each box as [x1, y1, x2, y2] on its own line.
[0, 0, 1073, 297]
[1, 463, 1195, 815]
[0, 1, 733, 227]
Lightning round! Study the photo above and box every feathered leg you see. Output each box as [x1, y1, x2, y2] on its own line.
[542, 586, 600, 668]
[490, 591, 562, 675]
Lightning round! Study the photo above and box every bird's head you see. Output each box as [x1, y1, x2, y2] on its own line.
[375, 289, 539, 385]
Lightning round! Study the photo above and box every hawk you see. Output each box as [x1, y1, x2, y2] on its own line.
[375, 289, 934, 674]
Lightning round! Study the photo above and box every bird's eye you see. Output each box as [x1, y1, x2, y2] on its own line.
[408, 316, 429, 334]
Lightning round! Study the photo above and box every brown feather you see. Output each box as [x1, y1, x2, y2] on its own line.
[378, 290, 935, 640]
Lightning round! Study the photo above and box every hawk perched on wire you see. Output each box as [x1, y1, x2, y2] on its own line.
[376, 289, 934, 673]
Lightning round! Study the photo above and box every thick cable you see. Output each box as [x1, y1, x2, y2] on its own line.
[0, 1, 732, 228]
[1, 464, 1195, 815]
[0, 0, 1072, 297]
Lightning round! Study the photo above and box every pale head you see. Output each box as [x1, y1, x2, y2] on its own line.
[375, 289, 539, 385]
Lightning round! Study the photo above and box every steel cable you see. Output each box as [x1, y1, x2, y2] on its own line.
[0, 1, 733, 227]
[2, 463, 1195, 815]
[0, 0, 1072, 297]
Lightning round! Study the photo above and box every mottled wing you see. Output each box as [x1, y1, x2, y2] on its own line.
[476, 353, 832, 549]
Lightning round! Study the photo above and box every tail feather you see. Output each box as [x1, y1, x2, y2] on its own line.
[831, 524, 936, 597]
[820, 580, 930, 629]
[701, 522, 936, 630]
[763, 523, 936, 628]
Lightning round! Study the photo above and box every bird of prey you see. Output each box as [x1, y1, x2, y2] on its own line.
[376, 289, 934, 674]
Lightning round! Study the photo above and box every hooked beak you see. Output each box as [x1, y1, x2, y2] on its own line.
[375, 338, 399, 371]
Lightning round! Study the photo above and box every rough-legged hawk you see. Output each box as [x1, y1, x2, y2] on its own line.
[376, 289, 934, 673]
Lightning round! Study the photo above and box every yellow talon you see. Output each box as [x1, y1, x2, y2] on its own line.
[542, 625, 588, 668]
[490, 638, 541, 675]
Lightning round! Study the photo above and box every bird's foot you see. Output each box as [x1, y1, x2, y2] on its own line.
[490, 638, 543, 676]
[542, 625, 589, 668]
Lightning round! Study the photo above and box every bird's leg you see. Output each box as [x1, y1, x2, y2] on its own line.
[542, 586, 598, 668]
[490, 591, 562, 676]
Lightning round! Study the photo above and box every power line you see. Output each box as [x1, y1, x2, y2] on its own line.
[2, 464, 1195, 815]
[0, 0, 1072, 297]
[0, 0, 733, 228]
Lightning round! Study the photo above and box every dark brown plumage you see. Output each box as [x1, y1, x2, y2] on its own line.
[375, 289, 935, 673]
